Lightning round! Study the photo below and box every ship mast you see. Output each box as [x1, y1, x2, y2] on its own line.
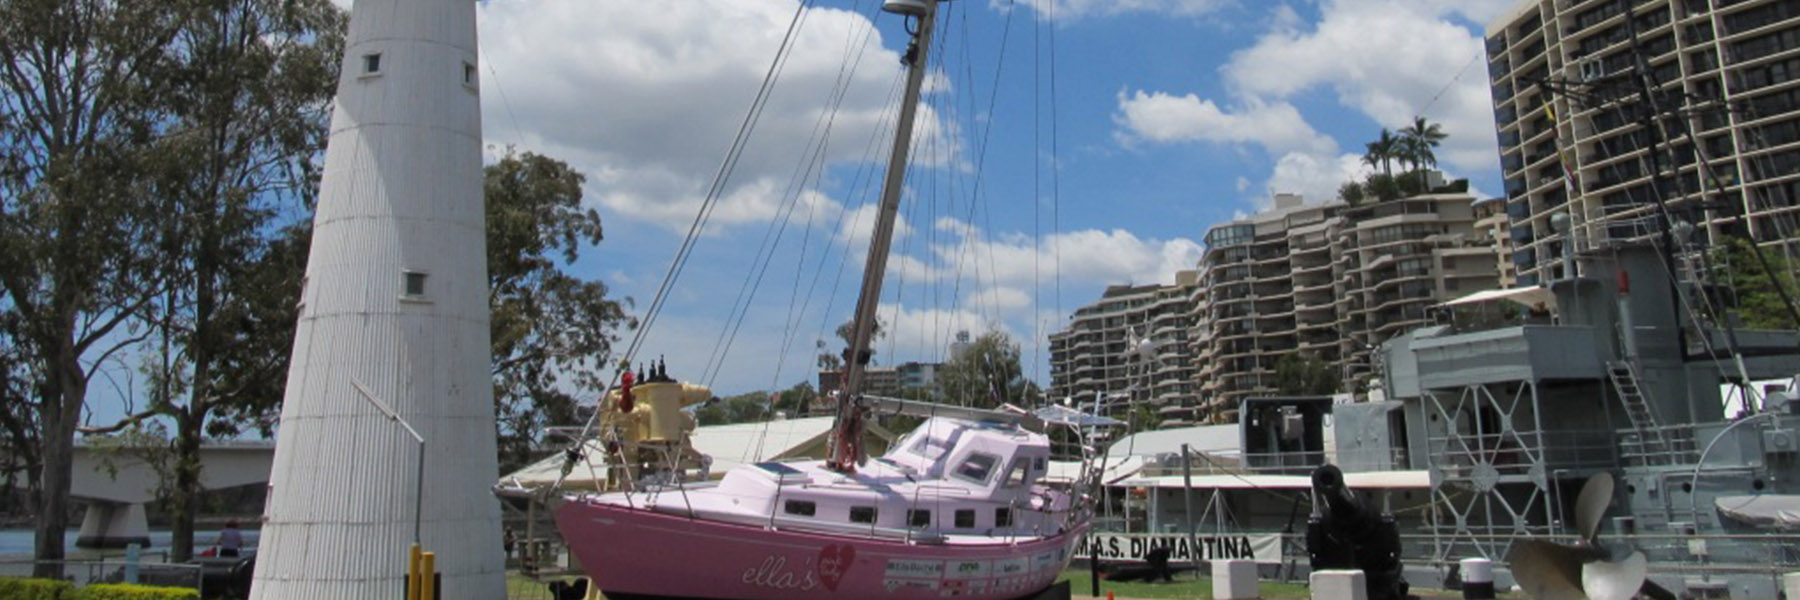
[829, 0, 941, 472]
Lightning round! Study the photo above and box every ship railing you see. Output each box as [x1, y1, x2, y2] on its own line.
[1423, 429, 1620, 475]
[1617, 423, 1701, 466]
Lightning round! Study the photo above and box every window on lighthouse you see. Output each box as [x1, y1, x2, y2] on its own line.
[362, 53, 382, 75]
[403, 271, 427, 298]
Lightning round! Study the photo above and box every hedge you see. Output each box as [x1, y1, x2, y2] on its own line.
[0, 577, 75, 600]
[74, 584, 199, 600]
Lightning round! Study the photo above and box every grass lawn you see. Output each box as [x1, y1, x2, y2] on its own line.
[1058, 570, 1312, 599]
[512, 568, 1506, 599]
[1057, 570, 1515, 599]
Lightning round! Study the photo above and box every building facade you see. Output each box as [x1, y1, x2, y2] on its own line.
[1048, 272, 1200, 419]
[1192, 191, 1504, 423]
[1488, 0, 1800, 285]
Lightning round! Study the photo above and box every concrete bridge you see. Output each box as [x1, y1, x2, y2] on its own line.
[68, 441, 275, 548]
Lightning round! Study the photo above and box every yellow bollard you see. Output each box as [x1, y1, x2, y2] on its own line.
[408, 544, 423, 600]
[420, 551, 436, 600]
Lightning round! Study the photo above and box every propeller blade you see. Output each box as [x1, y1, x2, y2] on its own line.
[1575, 472, 1615, 542]
[1506, 540, 1589, 600]
[1581, 550, 1648, 600]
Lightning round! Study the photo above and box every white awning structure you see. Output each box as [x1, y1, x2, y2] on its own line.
[1044, 456, 1147, 485]
[1715, 494, 1800, 530]
[1439, 286, 1556, 310]
[499, 417, 843, 490]
[1112, 470, 1432, 490]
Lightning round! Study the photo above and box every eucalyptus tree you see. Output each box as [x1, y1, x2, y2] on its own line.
[0, 0, 200, 573]
[935, 330, 1037, 409]
[66, 0, 347, 562]
[486, 151, 636, 473]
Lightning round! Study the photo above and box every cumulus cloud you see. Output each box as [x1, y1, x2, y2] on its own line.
[1221, 0, 1499, 173]
[476, 0, 955, 231]
[1110, 0, 1503, 206]
[931, 219, 1202, 289]
[1114, 91, 1336, 155]
[1264, 152, 1369, 209]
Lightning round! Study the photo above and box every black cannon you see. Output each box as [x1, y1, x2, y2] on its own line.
[1307, 464, 1408, 600]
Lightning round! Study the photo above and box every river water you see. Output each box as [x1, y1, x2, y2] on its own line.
[0, 529, 260, 559]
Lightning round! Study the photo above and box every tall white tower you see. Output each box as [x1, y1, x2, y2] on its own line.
[250, 0, 502, 598]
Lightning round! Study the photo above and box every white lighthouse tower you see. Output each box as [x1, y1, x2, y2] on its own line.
[250, 0, 503, 597]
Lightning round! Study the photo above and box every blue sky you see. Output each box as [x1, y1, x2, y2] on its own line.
[49, 0, 1502, 420]
[457, 0, 1520, 398]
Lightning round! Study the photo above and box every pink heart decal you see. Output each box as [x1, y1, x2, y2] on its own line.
[816, 544, 856, 591]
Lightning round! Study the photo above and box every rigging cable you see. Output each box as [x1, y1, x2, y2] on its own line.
[619, 0, 816, 372]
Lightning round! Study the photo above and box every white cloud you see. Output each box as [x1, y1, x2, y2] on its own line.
[1221, 0, 1498, 173]
[1108, 0, 1503, 208]
[1264, 151, 1369, 209]
[477, 0, 953, 231]
[998, 0, 1232, 21]
[1114, 91, 1337, 156]
[837, 202, 914, 247]
[931, 219, 1202, 289]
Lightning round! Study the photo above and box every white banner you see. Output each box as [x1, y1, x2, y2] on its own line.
[1075, 533, 1284, 565]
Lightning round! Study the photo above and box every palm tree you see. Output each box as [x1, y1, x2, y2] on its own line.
[1362, 129, 1401, 176]
[1400, 116, 1447, 188]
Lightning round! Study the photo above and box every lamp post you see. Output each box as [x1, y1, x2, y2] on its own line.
[352, 379, 426, 546]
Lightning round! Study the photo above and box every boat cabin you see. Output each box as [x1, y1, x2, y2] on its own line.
[666, 417, 1067, 540]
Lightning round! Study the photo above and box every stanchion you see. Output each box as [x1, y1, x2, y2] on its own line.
[420, 552, 436, 600]
[407, 544, 422, 600]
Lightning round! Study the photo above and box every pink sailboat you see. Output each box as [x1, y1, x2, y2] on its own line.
[547, 0, 1102, 597]
[555, 413, 1089, 599]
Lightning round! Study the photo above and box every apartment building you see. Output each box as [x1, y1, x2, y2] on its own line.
[1488, 0, 1800, 285]
[1047, 272, 1200, 418]
[1192, 191, 1504, 423]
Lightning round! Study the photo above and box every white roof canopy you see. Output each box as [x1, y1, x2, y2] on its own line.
[1439, 286, 1556, 310]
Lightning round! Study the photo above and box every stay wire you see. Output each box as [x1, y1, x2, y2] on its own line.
[621, 0, 815, 371]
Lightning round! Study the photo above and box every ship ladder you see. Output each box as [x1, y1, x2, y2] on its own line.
[1605, 360, 1670, 464]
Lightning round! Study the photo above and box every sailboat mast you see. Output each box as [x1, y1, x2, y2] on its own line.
[842, 0, 938, 401]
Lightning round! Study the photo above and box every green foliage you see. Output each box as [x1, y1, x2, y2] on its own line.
[696, 393, 771, 426]
[1337, 181, 1365, 206]
[0, 577, 74, 600]
[820, 318, 885, 372]
[1274, 353, 1339, 396]
[1711, 237, 1799, 330]
[75, 584, 199, 600]
[772, 382, 819, 416]
[935, 330, 1039, 408]
[487, 151, 637, 472]
[1351, 117, 1451, 204]
[1362, 173, 1403, 202]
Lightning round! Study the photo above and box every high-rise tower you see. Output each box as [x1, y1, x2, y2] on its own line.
[250, 0, 502, 597]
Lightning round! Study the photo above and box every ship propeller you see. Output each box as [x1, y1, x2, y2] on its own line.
[1506, 473, 1675, 600]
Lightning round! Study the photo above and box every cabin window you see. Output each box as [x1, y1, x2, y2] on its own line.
[1004, 460, 1029, 488]
[995, 507, 1013, 527]
[784, 500, 816, 517]
[850, 506, 877, 524]
[953, 452, 999, 484]
[362, 53, 382, 75]
[955, 509, 975, 528]
[907, 509, 931, 527]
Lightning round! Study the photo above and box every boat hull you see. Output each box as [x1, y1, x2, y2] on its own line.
[555, 499, 1084, 599]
